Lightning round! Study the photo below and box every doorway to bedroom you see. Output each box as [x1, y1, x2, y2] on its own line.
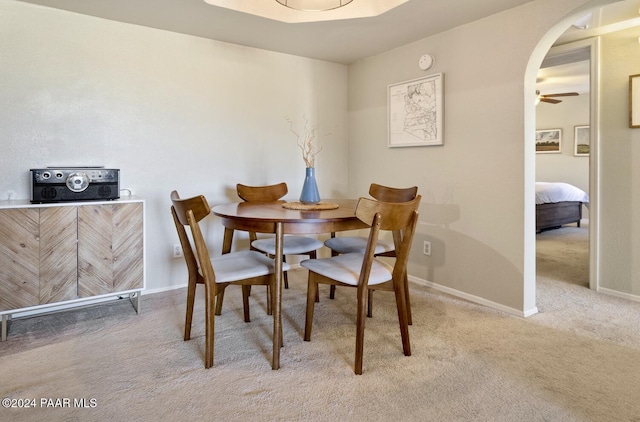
[534, 0, 640, 304]
[535, 39, 592, 291]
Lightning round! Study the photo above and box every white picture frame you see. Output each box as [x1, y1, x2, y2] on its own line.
[388, 73, 444, 147]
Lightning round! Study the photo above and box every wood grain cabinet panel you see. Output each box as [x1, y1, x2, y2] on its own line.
[39, 206, 78, 304]
[0, 209, 41, 311]
[78, 203, 144, 297]
[0, 207, 78, 311]
[112, 202, 144, 293]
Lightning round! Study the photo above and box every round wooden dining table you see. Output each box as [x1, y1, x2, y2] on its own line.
[212, 198, 367, 370]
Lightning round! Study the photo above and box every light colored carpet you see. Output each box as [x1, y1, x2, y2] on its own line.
[536, 222, 589, 288]
[1, 228, 639, 421]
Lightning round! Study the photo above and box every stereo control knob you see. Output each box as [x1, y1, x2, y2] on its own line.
[66, 172, 90, 192]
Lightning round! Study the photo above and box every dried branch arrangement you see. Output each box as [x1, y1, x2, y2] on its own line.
[286, 115, 322, 168]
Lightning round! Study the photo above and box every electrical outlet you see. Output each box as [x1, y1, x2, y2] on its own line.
[423, 240, 431, 256]
[173, 244, 183, 258]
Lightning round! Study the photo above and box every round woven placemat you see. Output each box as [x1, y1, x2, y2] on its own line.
[282, 201, 340, 210]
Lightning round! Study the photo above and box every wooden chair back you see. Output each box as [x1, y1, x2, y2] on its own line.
[171, 191, 195, 272]
[170, 191, 209, 276]
[355, 195, 421, 286]
[236, 182, 288, 244]
[367, 184, 418, 256]
[369, 183, 418, 203]
[237, 182, 288, 203]
[170, 192, 216, 286]
[171, 190, 211, 226]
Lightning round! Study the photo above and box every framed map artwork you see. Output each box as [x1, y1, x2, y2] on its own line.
[388, 73, 444, 147]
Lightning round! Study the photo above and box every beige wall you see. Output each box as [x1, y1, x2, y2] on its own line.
[0, 0, 349, 291]
[599, 26, 640, 296]
[347, 0, 617, 315]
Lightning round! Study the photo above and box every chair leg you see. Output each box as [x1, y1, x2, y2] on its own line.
[279, 320, 284, 349]
[367, 289, 374, 318]
[393, 278, 411, 357]
[303, 275, 318, 342]
[403, 273, 412, 325]
[354, 284, 368, 375]
[266, 285, 273, 315]
[310, 250, 320, 303]
[241, 285, 251, 322]
[329, 249, 338, 299]
[214, 290, 225, 316]
[205, 285, 216, 369]
[283, 256, 289, 289]
[184, 277, 197, 341]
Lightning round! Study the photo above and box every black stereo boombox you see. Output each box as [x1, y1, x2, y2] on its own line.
[30, 167, 120, 203]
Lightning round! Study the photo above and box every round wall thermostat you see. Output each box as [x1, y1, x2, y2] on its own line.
[418, 54, 435, 70]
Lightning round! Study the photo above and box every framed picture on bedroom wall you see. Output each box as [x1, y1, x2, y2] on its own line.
[629, 74, 640, 128]
[535, 128, 561, 153]
[574, 125, 589, 156]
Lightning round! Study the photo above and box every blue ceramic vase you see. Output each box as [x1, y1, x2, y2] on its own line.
[300, 167, 320, 204]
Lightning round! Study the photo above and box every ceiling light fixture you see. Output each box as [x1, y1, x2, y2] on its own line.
[275, 0, 354, 12]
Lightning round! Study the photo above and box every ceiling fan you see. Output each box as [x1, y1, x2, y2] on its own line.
[536, 90, 579, 104]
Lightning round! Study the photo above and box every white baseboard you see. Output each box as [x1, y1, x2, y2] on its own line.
[141, 284, 187, 296]
[597, 287, 640, 303]
[408, 275, 538, 318]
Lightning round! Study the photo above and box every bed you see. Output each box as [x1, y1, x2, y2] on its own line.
[536, 182, 589, 232]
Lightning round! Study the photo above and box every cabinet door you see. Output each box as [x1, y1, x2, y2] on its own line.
[77, 203, 143, 297]
[39, 206, 78, 304]
[112, 202, 144, 292]
[77, 205, 113, 297]
[0, 209, 40, 311]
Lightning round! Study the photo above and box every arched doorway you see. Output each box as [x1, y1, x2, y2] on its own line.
[524, 0, 614, 313]
[536, 37, 598, 292]
[525, 0, 640, 312]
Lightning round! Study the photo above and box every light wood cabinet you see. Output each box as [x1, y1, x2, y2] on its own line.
[78, 203, 144, 297]
[0, 208, 41, 310]
[0, 199, 144, 341]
